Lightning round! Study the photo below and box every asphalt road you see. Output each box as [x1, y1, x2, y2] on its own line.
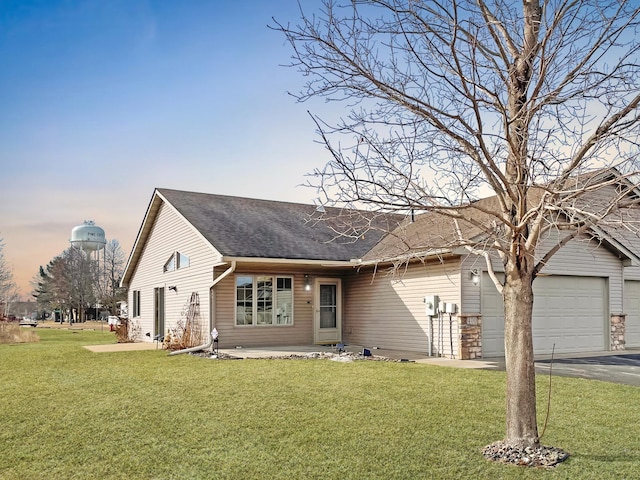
[535, 353, 640, 386]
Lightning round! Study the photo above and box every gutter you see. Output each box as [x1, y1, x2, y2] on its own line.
[210, 260, 238, 292]
[352, 248, 454, 267]
[168, 261, 237, 356]
[221, 256, 355, 267]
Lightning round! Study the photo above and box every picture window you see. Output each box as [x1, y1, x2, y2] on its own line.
[235, 275, 293, 326]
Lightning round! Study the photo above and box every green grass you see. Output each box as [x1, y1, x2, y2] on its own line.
[1, 329, 639, 479]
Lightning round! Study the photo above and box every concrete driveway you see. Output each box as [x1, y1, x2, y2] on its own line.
[223, 346, 640, 386]
[424, 350, 640, 386]
[534, 351, 640, 386]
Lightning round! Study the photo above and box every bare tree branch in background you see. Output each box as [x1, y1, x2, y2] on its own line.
[97, 239, 127, 316]
[0, 237, 18, 318]
[33, 247, 97, 322]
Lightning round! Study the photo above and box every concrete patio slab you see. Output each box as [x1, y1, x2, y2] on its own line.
[84, 343, 160, 352]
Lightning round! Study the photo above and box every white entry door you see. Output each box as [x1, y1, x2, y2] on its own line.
[314, 278, 342, 344]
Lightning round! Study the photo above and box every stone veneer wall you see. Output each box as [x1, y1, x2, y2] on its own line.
[458, 314, 482, 359]
[610, 314, 626, 351]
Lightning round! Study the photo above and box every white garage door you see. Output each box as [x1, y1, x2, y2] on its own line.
[623, 281, 640, 348]
[482, 274, 607, 357]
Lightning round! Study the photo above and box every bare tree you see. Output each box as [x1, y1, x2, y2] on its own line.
[273, 0, 640, 451]
[0, 237, 18, 318]
[68, 246, 98, 321]
[33, 247, 97, 322]
[97, 239, 127, 315]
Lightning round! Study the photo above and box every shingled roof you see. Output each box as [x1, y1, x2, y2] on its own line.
[122, 169, 640, 287]
[361, 172, 640, 265]
[156, 188, 400, 261]
[361, 196, 504, 262]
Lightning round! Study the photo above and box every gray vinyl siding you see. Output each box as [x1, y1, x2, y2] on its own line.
[460, 232, 624, 320]
[343, 260, 461, 355]
[213, 269, 321, 348]
[536, 233, 622, 314]
[127, 203, 221, 341]
[587, 183, 640, 283]
[460, 255, 490, 314]
[624, 265, 640, 281]
[622, 232, 640, 281]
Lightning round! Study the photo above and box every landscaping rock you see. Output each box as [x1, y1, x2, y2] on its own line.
[482, 441, 569, 468]
[191, 350, 409, 362]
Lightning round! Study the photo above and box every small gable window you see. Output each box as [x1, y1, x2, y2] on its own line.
[163, 252, 190, 272]
[164, 256, 176, 273]
[178, 252, 190, 268]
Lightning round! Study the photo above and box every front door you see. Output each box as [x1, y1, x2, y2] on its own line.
[314, 278, 342, 344]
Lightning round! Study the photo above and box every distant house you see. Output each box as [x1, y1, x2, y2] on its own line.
[121, 180, 640, 359]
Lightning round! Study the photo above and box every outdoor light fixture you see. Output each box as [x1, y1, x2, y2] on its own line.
[168, 285, 177, 292]
[469, 269, 480, 286]
[304, 275, 312, 291]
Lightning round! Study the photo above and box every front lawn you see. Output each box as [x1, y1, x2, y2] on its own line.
[1, 329, 638, 479]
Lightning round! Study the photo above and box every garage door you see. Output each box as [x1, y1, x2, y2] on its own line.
[623, 281, 640, 348]
[482, 274, 607, 357]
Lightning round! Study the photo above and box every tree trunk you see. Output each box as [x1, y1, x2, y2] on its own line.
[503, 272, 539, 448]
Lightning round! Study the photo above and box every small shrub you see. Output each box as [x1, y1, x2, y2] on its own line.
[114, 319, 141, 343]
[114, 320, 128, 343]
[128, 318, 142, 341]
[164, 292, 204, 351]
[163, 317, 203, 351]
[0, 322, 39, 344]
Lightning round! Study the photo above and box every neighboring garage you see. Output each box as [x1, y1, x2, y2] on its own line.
[623, 280, 640, 348]
[481, 274, 608, 357]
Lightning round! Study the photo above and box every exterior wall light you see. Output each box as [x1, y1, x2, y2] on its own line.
[469, 269, 480, 286]
[168, 285, 177, 292]
[304, 275, 312, 291]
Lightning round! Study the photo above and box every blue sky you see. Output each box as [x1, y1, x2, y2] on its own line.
[0, 0, 335, 296]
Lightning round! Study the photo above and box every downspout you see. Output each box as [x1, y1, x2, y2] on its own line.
[169, 261, 237, 356]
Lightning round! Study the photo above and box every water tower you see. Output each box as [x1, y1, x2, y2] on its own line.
[69, 221, 106, 323]
[70, 220, 106, 255]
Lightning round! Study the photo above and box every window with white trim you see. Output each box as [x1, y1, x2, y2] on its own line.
[132, 290, 141, 317]
[235, 275, 293, 326]
[164, 252, 190, 272]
